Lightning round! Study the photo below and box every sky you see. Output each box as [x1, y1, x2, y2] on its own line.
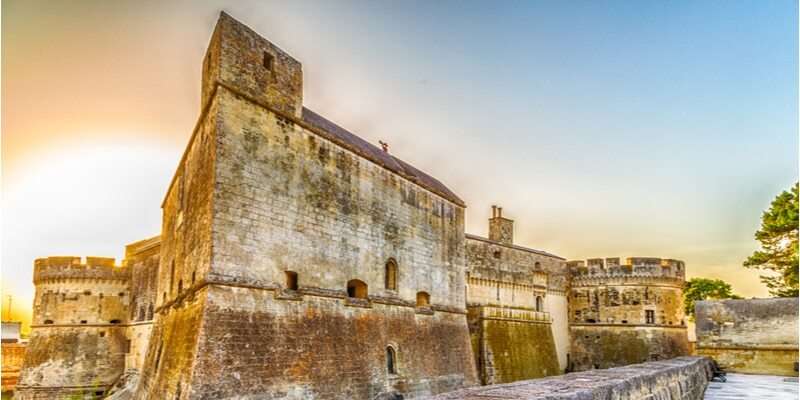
[2, 0, 797, 332]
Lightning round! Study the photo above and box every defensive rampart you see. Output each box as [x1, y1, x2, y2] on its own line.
[695, 298, 798, 376]
[425, 356, 713, 399]
[16, 256, 131, 400]
[567, 257, 689, 371]
[33, 256, 130, 283]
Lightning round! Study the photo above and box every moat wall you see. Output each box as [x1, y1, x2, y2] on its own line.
[695, 297, 798, 376]
[468, 307, 559, 384]
[570, 325, 691, 370]
[425, 356, 713, 400]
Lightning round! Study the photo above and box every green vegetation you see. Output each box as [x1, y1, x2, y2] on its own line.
[744, 182, 799, 297]
[683, 278, 742, 320]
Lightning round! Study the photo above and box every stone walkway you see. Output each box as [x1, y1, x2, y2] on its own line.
[705, 373, 798, 400]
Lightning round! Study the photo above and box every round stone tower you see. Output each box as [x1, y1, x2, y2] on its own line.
[15, 256, 131, 399]
[567, 257, 690, 372]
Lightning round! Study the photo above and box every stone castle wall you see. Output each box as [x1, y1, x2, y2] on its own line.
[695, 298, 798, 376]
[567, 257, 689, 371]
[124, 236, 160, 371]
[16, 257, 132, 399]
[135, 12, 476, 399]
[2, 342, 27, 392]
[464, 214, 563, 384]
[467, 307, 559, 384]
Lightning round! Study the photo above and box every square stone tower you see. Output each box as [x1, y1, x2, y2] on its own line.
[135, 12, 476, 399]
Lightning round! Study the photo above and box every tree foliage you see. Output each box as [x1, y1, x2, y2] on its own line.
[743, 182, 799, 297]
[683, 278, 742, 319]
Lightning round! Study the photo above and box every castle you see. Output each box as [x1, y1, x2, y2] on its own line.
[14, 13, 689, 400]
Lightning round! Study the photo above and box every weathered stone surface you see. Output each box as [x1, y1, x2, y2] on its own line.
[695, 298, 799, 376]
[135, 12, 476, 400]
[16, 257, 131, 399]
[465, 211, 565, 383]
[15, 238, 160, 399]
[423, 356, 714, 400]
[567, 257, 690, 371]
[570, 325, 691, 370]
[124, 236, 159, 371]
[2, 342, 26, 392]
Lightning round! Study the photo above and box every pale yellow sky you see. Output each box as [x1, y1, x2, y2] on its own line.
[3, 1, 796, 332]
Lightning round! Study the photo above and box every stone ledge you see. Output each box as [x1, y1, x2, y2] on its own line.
[424, 356, 713, 400]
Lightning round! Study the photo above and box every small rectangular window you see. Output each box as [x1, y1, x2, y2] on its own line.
[286, 271, 298, 291]
[263, 51, 274, 71]
[645, 310, 655, 324]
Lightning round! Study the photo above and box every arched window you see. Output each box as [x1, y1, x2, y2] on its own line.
[346, 280, 368, 299]
[534, 262, 541, 270]
[385, 259, 397, 290]
[286, 271, 298, 291]
[386, 346, 397, 374]
[177, 279, 183, 293]
[110, 319, 121, 324]
[191, 271, 196, 284]
[43, 319, 54, 324]
[416, 291, 430, 307]
[535, 295, 544, 312]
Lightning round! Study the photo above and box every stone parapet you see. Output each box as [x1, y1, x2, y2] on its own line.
[469, 305, 551, 323]
[570, 274, 685, 288]
[568, 257, 685, 281]
[424, 356, 713, 400]
[34, 256, 130, 284]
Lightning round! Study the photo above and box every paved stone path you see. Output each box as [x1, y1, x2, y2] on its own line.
[704, 373, 798, 400]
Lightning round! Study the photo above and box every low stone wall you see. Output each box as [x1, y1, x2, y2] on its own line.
[695, 298, 798, 376]
[425, 356, 713, 400]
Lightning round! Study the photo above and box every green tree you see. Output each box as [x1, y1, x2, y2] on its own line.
[744, 182, 799, 297]
[683, 278, 743, 320]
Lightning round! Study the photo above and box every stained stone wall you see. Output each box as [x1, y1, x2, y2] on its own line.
[16, 257, 131, 399]
[567, 257, 690, 371]
[124, 236, 160, 371]
[2, 342, 26, 392]
[570, 325, 691, 370]
[695, 298, 799, 376]
[424, 356, 713, 400]
[465, 214, 564, 384]
[135, 12, 476, 400]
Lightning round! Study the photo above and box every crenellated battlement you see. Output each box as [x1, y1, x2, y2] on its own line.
[33, 256, 130, 284]
[567, 257, 685, 281]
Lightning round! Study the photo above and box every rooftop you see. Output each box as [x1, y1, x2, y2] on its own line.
[302, 107, 464, 206]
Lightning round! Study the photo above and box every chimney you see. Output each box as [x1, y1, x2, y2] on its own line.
[488, 205, 514, 245]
